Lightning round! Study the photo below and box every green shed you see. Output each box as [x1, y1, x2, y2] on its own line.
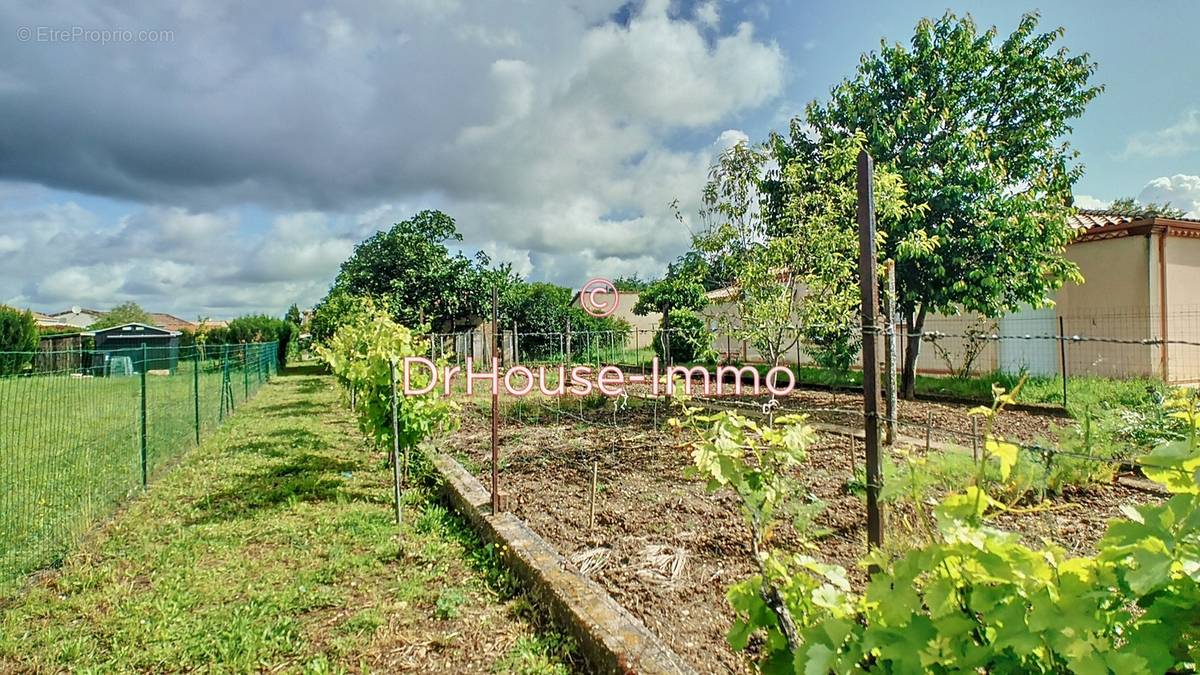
[87, 323, 181, 375]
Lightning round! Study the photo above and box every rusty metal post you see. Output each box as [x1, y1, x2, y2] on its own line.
[491, 285, 502, 513]
[857, 149, 884, 553]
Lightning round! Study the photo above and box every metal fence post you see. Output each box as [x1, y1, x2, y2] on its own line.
[242, 344, 249, 401]
[140, 344, 148, 488]
[193, 347, 201, 445]
[1059, 316, 1068, 409]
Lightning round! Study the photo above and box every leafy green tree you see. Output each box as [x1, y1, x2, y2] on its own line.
[612, 275, 650, 292]
[633, 259, 708, 363]
[694, 136, 912, 368]
[652, 308, 714, 364]
[285, 303, 302, 326]
[89, 302, 152, 330]
[805, 12, 1100, 397]
[0, 306, 38, 374]
[1108, 197, 1186, 218]
[326, 210, 484, 331]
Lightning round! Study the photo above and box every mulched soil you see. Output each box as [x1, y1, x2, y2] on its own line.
[444, 392, 1164, 674]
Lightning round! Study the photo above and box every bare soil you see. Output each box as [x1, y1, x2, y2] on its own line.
[444, 393, 1162, 674]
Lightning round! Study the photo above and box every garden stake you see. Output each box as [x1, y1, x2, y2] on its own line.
[589, 460, 598, 530]
[925, 412, 932, 453]
[972, 416, 979, 462]
[389, 359, 403, 525]
[491, 285, 501, 513]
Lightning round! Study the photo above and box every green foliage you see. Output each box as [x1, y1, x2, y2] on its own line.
[324, 210, 491, 332]
[632, 266, 708, 318]
[310, 288, 372, 344]
[88, 302, 151, 330]
[317, 304, 457, 454]
[206, 315, 298, 367]
[653, 309, 714, 364]
[1108, 197, 1186, 218]
[0, 306, 38, 375]
[805, 12, 1100, 394]
[284, 304, 302, 327]
[612, 275, 651, 292]
[691, 383, 1200, 674]
[694, 134, 913, 366]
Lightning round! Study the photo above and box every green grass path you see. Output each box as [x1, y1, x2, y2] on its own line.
[0, 366, 575, 673]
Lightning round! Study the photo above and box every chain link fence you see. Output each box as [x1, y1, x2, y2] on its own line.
[0, 341, 278, 587]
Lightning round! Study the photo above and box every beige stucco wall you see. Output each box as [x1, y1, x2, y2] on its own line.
[695, 230, 1200, 383]
[1052, 234, 1157, 379]
[1165, 236, 1200, 383]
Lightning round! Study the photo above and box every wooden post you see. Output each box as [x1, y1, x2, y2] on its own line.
[856, 150, 884, 552]
[925, 411, 932, 452]
[883, 260, 898, 447]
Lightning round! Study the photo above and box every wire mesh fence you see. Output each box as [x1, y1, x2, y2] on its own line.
[0, 341, 278, 587]
[426, 316, 1197, 517]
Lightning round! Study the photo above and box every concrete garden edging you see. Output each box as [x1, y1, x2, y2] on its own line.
[429, 451, 697, 675]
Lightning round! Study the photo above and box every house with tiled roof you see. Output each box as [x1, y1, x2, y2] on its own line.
[147, 313, 197, 333]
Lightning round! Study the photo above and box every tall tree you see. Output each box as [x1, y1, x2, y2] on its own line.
[284, 303, 302, 326]
[327, 210, 484, 331]
[805, 12, 1100, 397]
[89, 301, 152, 329]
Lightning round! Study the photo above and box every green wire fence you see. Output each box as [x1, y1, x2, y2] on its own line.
[0, 341, 279, 589]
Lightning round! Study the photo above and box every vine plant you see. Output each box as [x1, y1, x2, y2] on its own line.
[674, 386, 1200, 674]
[318, 304, 457, 460]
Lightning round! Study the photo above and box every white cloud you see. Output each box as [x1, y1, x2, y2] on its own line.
[696, 1, 719, 28]
[1122, 109, 1200, 159]
[1138, 174, 1200, 218]
[1073, 194, 1110, 210]
[0, 0, 787, 314]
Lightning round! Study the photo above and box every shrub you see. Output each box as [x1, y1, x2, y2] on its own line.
[653, 308, 714, 364]
[678, 384, 1200, 674]
[0, 306, 38, 375]
[216, 315, 298, 367]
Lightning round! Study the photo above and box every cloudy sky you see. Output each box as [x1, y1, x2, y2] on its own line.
[1, 0, 1198, 319]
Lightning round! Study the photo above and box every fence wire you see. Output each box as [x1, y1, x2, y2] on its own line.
[0, 341, 278, 587]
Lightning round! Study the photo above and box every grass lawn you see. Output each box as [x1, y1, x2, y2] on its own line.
[0, 347, 273, 586]
[0, 364, 576, 673]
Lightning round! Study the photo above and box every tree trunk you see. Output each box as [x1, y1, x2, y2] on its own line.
[901, 305, 927, 400]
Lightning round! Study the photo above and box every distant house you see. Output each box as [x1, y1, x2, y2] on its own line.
[701, 209, 1200, 384]
[30, 310, 77, 333]
[147, 312, 197, 333]
[47, 306, 106, 328]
